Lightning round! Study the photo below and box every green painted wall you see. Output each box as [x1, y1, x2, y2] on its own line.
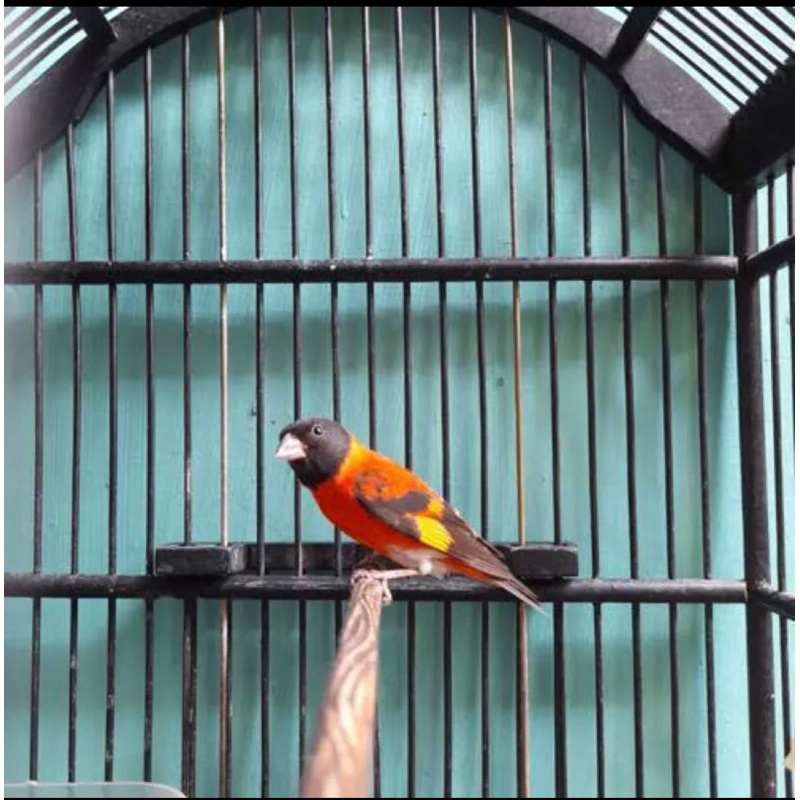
[5, 7, 794, 798]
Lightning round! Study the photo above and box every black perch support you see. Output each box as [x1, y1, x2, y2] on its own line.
[153, 541, 579, 580]
[156, 543, 250, 576]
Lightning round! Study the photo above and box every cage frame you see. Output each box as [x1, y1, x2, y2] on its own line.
[3, 6, 795, 799]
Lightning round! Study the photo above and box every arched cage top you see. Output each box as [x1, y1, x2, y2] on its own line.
[3, 6, 795, 189]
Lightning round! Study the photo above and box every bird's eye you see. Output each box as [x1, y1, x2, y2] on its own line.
[313, 424, 323, 436]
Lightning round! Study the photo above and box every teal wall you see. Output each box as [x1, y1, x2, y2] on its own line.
[4, 7, 794, 798]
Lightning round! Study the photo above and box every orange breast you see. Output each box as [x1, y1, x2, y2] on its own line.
[312, 479, 419, 558]
[310, 437, 428, 558]
[310, 438, 500, 589]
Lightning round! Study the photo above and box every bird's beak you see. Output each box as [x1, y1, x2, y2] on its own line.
[275, 433, 306, 461]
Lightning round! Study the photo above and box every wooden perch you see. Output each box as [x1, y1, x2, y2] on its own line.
[300, 571, 390, 798]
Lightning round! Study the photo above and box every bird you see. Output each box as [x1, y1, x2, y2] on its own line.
[275, 417, 540, 609]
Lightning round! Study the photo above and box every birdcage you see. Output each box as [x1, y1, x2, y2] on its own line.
[4, 6, 795, 799]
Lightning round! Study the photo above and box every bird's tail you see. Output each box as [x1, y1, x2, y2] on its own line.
[497, 575, 543, 612]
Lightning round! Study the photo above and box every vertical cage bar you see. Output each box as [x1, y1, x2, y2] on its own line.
[363, 6, 375, 432]
[734, 186, 776, 799]
[504, 11, 530, 798]
[694, 170, 717, 799]
[215, 11, 231, 797]
[396, 4, 411, 464]
[767, 175, 793, 800]
[253, 6, 263, 269]
[397, 4, 412, 468]
[544, 38, 556, 261]
[253, 9, 264, 547]
[396, 7, 409, 266]
[105, 291, 118, 778]
[430, 8, 452, 797]
[394, 8, 415, 797]
[180, 29, 197, 800]
[787, 159, 794, 424]
[181, 601, 197, 797]
[580, 54, 605, 800]
[298, 491, 307, 786]
[216, 9, 228, 541]
[29, 147, 43, 782]
[363, 6, 375, 403]
[253, 8, 269, 798]
[66, 122, 80, 784]
[288, 6, 299, 268]
[361, 10, 380, 794]
[619, 98, 643, 799]
[260, 598, 269, 800]
[619, 100, 630, 259]
[324, 7, 344, 628]
[286, 7, 307, 785]
[544, 35, 567, 799]
[288, 4, 301, 572]
[182, 29, 191, 276]
[222, 608, 233, 797]
[295, 296, 307, 783]
[543, 37, 556, 457]
[656, 136, 680, 798]
[26, 144, 44, 783]
[363, 6, 373, 267]
[105, 69, 118, 783]
[468, 8, 490, 796]
[323, 7, 336, 261]
[143, 45, 155, 784]
[144, 50, 153, 264]
[256, 292, 268, 793]
[182, 32, 193, 553]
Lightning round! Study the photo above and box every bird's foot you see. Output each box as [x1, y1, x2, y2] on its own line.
[350, 568, 418, 606]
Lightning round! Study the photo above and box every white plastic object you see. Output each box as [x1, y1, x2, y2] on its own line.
[4, 782, 185, 798]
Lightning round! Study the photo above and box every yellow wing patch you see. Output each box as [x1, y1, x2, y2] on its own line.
[416, 516, 453, 553]
[426, 496, 444, 516]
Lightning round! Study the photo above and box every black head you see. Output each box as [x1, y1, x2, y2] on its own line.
[274, 417, 352, 488]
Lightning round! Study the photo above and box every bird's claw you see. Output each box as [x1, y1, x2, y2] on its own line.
[350, 568, 418, 606]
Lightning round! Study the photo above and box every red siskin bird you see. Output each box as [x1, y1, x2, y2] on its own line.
[275, 417, 540, 609]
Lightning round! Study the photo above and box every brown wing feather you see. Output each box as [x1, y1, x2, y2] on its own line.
[443, 511, 541, 608]
[353, 470, 511, 578]
[436, 505, 516, 580]
[354, 472, 541, 609]
[352, 469, 431, 540]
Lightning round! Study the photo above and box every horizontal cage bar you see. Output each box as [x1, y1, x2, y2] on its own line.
[4, 256, 739, 284]
[741, 234, 795, 279]
[751, 585, 796, 621]
[5, 573, 753, 604]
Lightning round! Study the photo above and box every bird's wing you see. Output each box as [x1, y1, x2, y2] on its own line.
[352, 464, 512, 582]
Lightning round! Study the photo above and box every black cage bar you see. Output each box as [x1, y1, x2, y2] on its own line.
[3, 6, 795, 800]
